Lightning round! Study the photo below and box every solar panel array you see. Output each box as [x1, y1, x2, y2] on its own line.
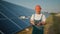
[0, 1, 34, 34]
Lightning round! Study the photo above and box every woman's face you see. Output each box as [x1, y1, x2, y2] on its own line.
[35, 5, 41, 14]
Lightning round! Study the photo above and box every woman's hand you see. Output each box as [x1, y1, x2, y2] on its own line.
[30, 20, 35, 25]
[37, 22, 45, 26]
[40, 21, 46, 25]
[31, 23, 35, 25]
[37, 23, 40, 26]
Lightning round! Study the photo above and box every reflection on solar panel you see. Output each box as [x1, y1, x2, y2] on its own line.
[0, 0, 50, 34]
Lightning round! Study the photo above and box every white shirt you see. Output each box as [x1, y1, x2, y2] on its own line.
[30, 14, 46, 22]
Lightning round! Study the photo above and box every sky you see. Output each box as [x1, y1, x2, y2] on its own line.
[3, 0, 60, 13]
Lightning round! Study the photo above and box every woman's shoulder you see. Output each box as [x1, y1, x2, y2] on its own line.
[32, 14, 35, 16]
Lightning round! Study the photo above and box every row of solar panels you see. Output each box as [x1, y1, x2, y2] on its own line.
[0, 0, 34, 34]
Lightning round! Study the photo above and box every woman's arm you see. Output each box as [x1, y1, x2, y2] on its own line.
[41, 15, 46, 25]
[30, 20, 35, 25]
[30, 14, 35, 25]
[37, 15, 46, 25]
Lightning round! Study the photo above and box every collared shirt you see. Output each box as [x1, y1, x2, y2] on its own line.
[30, 14, 46, 22]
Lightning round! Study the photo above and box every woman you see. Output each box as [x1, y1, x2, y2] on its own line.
[30, 5, 46, 34]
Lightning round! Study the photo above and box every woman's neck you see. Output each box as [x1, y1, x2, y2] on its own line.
[36, 13, 41, 15]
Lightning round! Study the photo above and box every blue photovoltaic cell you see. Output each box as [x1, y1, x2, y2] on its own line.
[0, 19, 21, 34]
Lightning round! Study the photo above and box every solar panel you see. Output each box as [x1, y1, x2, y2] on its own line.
[0, 1, 32, 34]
